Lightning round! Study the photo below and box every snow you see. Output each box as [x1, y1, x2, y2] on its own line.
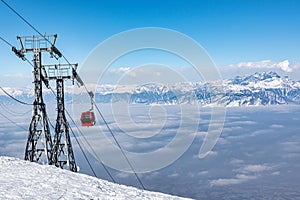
[2, 71, 300, 106]
[0, 87, 33, 97]
[0, 156, 190, 200]
[95, 84, 138, 94]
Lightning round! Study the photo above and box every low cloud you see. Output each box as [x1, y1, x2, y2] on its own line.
[281, 141, 300, 153]
[107, 64, 188, 85]
[109, 67, 131, 75]
[0, 73, 32, 87]
[270, 124, 284, 129]
[228, 60, 298, 73]
[243, 164, 272, 173]
[210, 174, 256, 186]
[211, 163, 273, 186]
[3, 73, 31, 78]
[198, 171, 209, 176]
[115, 172, 130, 178]
[168, 172, 179, 178]
[206, 150, 218, 157]
[272, 171, 280, 176]
[230, 158, 244, 165]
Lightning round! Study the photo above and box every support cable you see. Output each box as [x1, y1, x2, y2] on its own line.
[48, 86, 116, 183]
[0, 112, 27, 131]
[79, 84, 146, 189]
[66, 109, 116, 183]
[93, 100, 146, 189]
[0, 86, 33, 105]
[0, 35, 35, 68]
[0, 36, 14, 47]
[0, 0, 50, 44]
[47, 117, 55, 130]
[46, 88, 99, 178]
[81, 84, 146, 189]
[1, 37, 34, 68]
[0, 102, 31, 116]
[68, 124, 98, 178]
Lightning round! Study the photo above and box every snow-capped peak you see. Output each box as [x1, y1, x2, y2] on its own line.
[229, 71, 281, 86]
[1, 72, 300, 107]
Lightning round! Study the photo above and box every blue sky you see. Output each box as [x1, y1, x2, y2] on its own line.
[0, 0, 300, 86]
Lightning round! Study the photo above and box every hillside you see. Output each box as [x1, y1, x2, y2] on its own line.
[0, 156, 190, 200]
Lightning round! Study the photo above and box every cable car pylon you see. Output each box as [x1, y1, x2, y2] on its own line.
[14, 34, 60, 164]
[13, 34, 79, 172]
[44, 63, 78, 171]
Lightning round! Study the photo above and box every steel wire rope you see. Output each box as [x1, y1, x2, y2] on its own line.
[0, 102, 32, 116]
[48, 83, 116, 182]
[0, 86, 33, 106]
[82, 84, 146, 190]
[0, 112, 27, 131]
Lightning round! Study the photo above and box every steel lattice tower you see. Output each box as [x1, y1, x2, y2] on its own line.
[14, 34, 78, 171]
[45, 64, 78, 171]
[26, 51, 52, 163]
[15, 34, 61, 164]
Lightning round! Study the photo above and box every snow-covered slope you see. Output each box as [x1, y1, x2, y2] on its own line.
[0, 156, 189, 200]
[2, 71, 300, 106]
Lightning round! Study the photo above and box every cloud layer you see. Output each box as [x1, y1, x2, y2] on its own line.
[1, 104, 300, 199]
[228, 59, 298, 72]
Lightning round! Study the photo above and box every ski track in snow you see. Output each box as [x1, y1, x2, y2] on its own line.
[0, 156, 190, 200]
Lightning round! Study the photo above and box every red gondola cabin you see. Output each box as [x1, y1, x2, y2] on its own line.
[80, 111, 95, 126]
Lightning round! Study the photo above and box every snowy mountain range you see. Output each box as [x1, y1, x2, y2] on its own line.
[1, 71, 300, 106]
[0, 156, 189, 199]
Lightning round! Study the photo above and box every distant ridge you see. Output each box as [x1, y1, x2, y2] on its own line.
[1, 71, 300, 106]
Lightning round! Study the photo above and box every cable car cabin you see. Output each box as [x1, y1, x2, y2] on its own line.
[80, 111, 95, 126]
